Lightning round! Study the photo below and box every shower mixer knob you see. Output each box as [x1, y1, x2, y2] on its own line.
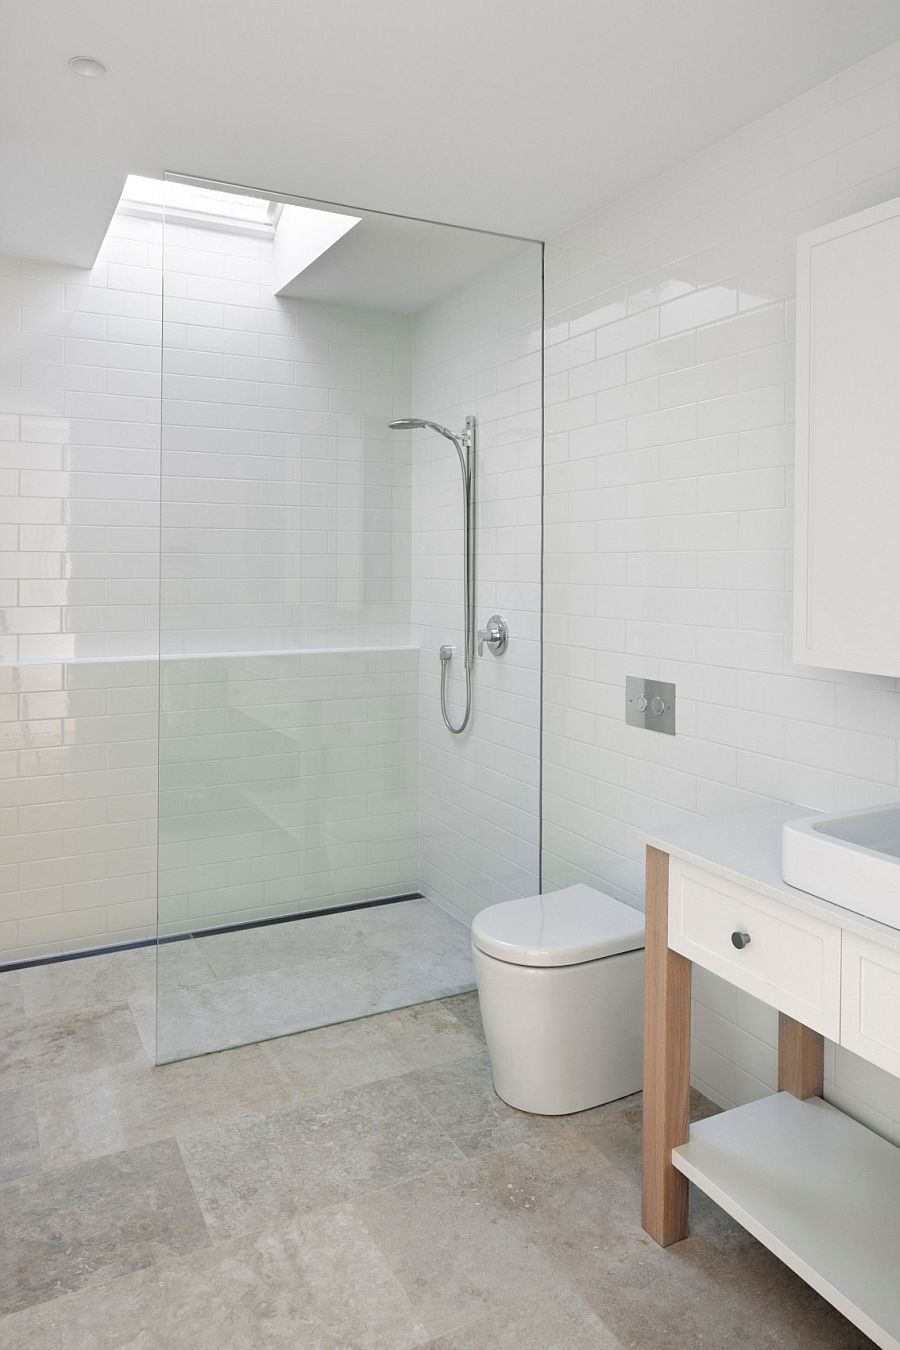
[477, 615, 509, 657]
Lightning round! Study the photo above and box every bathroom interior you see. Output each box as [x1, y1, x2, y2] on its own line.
[4, 4, 900, 1346]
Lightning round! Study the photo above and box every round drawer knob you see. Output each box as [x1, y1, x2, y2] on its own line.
[731, 931, 751, 950]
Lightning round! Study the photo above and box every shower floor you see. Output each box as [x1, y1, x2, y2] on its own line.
[6, 897, 475, 1063]
[146, 897, 475, 1061]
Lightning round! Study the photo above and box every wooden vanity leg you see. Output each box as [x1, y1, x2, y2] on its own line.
[642, 846, 692, 1247]
[778, 1013, 824, 1099]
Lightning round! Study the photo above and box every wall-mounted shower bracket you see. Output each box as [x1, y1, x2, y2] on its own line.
[388, 411, 476, 734]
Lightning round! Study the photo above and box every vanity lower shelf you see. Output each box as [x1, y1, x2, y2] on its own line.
[673, 1093, 900, 1350]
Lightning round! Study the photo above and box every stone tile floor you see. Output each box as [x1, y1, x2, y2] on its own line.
[0, 955, 877, 1348]
[151, 898, 477, 1061]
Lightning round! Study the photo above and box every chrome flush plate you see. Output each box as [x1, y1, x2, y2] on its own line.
[626, 676, 676, 735]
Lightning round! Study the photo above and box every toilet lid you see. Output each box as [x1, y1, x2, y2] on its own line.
[471, 884, 645, 968]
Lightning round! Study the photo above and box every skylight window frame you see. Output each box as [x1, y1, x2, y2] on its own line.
[117, 175, 283, 238]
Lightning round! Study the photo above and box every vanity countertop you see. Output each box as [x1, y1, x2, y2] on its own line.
[641, 803, 900, 953]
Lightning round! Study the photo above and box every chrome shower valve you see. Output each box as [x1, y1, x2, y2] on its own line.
[477, 615, 508, 657]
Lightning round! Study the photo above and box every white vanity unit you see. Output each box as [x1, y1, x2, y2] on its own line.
[640, 804, 900, 1350]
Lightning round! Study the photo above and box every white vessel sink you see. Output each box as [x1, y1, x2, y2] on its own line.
[782, 804, 900, 928]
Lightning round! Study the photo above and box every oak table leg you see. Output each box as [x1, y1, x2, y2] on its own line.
[642, 846, 692, 1247]
[778, 1012, 824, 1099]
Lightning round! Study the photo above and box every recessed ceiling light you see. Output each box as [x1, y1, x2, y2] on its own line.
[68, 56, 107, 78]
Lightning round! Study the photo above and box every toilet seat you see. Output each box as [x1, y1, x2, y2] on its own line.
[471, 884, 644, 968]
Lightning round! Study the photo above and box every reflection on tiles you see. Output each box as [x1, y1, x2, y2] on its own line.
[146, 898, 475, 1062]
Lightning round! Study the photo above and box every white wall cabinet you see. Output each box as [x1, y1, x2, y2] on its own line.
[794, 195, 900, 677]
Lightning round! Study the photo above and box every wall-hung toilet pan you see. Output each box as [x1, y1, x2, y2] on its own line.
[471, 885, 645, 1115]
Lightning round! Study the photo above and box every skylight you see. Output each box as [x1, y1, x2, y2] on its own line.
[118, 175, 281, 235]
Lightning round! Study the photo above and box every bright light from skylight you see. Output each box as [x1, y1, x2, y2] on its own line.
[116, 175, 362, 283]
[119, 175, 281, 234]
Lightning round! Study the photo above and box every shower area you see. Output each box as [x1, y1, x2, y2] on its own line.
[0, 174, 543, 1063]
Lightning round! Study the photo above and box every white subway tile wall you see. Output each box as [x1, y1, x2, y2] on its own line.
[411, 244, 543, 921]
[158, 211, 419, 936]
[0, 658, 158, 959]
[542, 39, 900, 1140]
[0, 208, 420, 959]
[158, 649, 419, 936]
[159, 218, 414, 657]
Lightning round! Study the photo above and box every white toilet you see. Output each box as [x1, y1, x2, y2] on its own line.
[471, 884, 645, 1115]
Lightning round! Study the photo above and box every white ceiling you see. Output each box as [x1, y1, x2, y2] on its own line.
[274, 201, 527, 311]
[3, 0, 900, 269]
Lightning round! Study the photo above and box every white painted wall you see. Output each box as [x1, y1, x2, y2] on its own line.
[410, 244, 543, 921]
[542, 39, 900, 1141]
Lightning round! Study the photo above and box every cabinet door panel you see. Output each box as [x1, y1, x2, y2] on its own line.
[794, 196, 900, 676]
[841, 932, 900, 1077]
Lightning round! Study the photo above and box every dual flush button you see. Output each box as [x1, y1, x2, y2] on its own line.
[625, 677, 676, 735]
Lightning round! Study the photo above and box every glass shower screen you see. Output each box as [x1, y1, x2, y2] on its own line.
[154, 175, 543, 1062]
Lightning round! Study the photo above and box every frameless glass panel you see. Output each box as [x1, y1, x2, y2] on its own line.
[155, 175, 543, 1061]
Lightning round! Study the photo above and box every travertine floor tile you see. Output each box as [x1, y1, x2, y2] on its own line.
[0, 969, 24, 1027]
[0, 1006, 145, 1093]
[261, 999, 483, 1102]
[352, 1156, 567, 1339]
[423, 1286, 623, 1348]
[401, 1049, 570, 1157]
[147, 936, 475, 1063]
[0, 1138, 208, 1316]
[34, 1042, 294, 1171]
[179, 1076, 464, 1240]
[1, 1206, 431, 1350]
[0, 975, 878, 1349]
[19, 943, 212, 1022]
[0, 1084, 40, 1183]
[437, 991, 486, 1044]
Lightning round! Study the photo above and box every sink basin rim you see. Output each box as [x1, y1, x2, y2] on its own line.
[782, 802, 900, 928]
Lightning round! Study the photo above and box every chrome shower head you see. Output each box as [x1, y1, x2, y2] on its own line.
[387, 416, 473, 482]
[388, 417, 457, 441]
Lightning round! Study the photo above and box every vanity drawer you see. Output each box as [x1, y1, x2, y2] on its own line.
[841, 933, 900, 1077]
[668, 858, 841, 1037]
